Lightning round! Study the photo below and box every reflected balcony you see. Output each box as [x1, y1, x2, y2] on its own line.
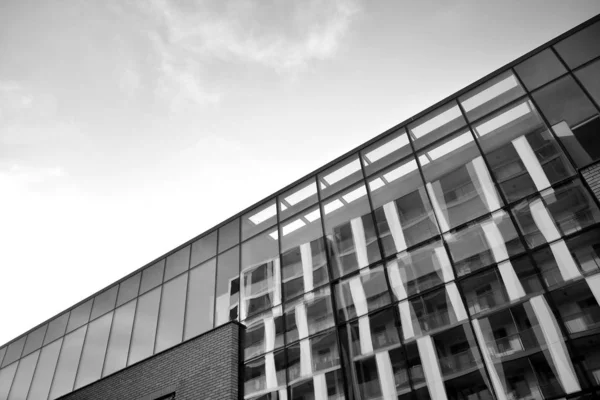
[409, 364, 425, 386]
[563, 307, 600, 334]
[466, 290, 508, 315]
[538, 378, 563, 399]
[438, 349, 480, 377]
[415, 309, 452, 332]
[485, 327, 540, 358]
[455, 251, 496, 277]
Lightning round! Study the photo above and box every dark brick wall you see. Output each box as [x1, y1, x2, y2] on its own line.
[60, 322, 241, 400]
[583, 162, 600, 201]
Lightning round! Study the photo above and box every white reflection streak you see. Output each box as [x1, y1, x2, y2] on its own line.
[462, 74, 519, 111]
[411, 106, 462, 138]
[249, 204, 277, 225]
[284, 182, 317, 206]
[475, 102, 531, 136]
[426, 132, 473, 160]
[324, 199, 344, 214]
[321, 159, 361, 185]
[383, 159, 418, 182]
[342, 186, 367, 203]
[364, 134, 409, 163]
[282, 219, 306, 236]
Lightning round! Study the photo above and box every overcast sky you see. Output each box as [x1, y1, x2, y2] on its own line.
[1, 0, 600, 346]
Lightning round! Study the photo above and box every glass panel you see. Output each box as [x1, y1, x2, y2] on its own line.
[185, 258, 216, 340]
[74, 311, 112, 389]
[567, 227, 600, 276]
[514, 48, 568, 91]
[218, 218, 240, 253]
[323, 183, 381, 278]
[128, 286, 161, 365]
[408, 101, 467, 150]
[459, 71, 526, 122]
[533, 75, 600, 167]
[0, 362, 18, 400]
[419, 129, 503, 231]
[362, 128, 412, 175]
[102, 299, 136, 377]
[43, 313, 70, 346]
[473, 99, 574, 202]
[66, 299, 92, 334]
[23, 325, 47, 357]
[279, 178, 318, 220]
[284, 287, 334, 344]
[7, 350, 39, 400]
[2, 337, 25, 367]
[386, 240, 453, 301]
[243, 350, 286, 398]
[554, 20, 600, 69]
[445, 210, 525, 277]
[460, 268, 510, 316]
[164, 246, 190, 281]
[215, 246, 240, 326]
[319, 154, 365, 201]
[335, 265, 391, 322]
[242, 200, 277, 241]
[241, 229, 280, 320]
[140, 259, 165, 295]
[90, 286, 118, 320]
[369, 156, 439, 256]
[288, 369, 345, 400]
[190, 231, 217, 267]
[550, 279, 600, 336]
[26, 338, 62, 400]
[512, 180, 600, 248]
[575, 58, 600, 105]
[280, 205, 328, 300]
[286, 331, 340, 383]
[571, 334, 600, 386]
[116, 273, 140, 307]
[243, 308, 284, 361]
[156, 273, 187, 353]
[406, 286, 467, 338]
[48, 325, 87, 400]
[0, 348, 5, 366]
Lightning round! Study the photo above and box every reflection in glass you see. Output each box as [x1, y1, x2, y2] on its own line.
[369, 157, 439, 256]
[190, 230, 217, 267]
[576, 59, 600, 106]
[243, 200, 278, 241]
[219, 218, 240, 253]
[185, 259, 216, 339]
[419, 129, 503, 232]
[2, 337, 25, 368]
[155, 273, 187, 352]
[44, 313, 70, 346]
[335, 265, 390, 322]
[567, 228, 600, 276]
[49, 325, 87, 399]
[90, 286, 118, 320]
[459, 71, 526, 122]
[140, 259, 165, 295]
[473, 100, 574, 202]
[128, 287, 161, 365]
[323, 183, 381, 278]
[243, 351, 287, 399]
[514, 48, 568, 91]
[23, 324, 47, 357]
[164, 245, 190, 281]
[103, 300, 136, 377]
[571, 334, 600, 386]
[554, 21, 600, 69]
[74, 312, 112, 389]
[318, 155, 364, 200]
[279, 178, 319, 221]
[408, 102, 467, 150]
[215, 246, 240, 325]
[460, 268, 510, 316]
[25, 338, 62, 400]
[550, 278, 600, 337]
[284, 287, 334, 344]
[244, 308, 284, 361]
[66, 299, 92, 334]
[288, 369, 345, 400]
[286, 331, 340, 384]
[362, 128, 412, 175]
[7, 350, 39, 400]
[116, 273, 140, 307]
[445, 210, 525, 277]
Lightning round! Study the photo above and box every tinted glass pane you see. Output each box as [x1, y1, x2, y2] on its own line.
[555, 20, 600, 69]
[533, 75, 600, 167]
[190, 231, 217, 267]
[514, 48, 567, 91]
[243, 351, 286, 397]
[66, 299, 92, 334]
[74, 312, 112, 389]
[140, 259, 165, 295]
[284, 287, 334, 344]
[460, 267, 510, 316]
[44, 313, 69, 345]
[408, 101, 467, 150]
[22, 324, 47, 357]
[279, 178, 319, 221]
[0, 348, 5, 366]
[550, 279, 600, 337]
[26, 338, 62, 400]
[460, 71, 526, 122]
[49, 325, 87, 400]
[215, 246, 240, 326]
[185, 259, 216, 340]
[335, 265, 390, 322]
[473, 99, 574, 202]
[369, 156, 438, 256]
[0, 362, 18, 400]
[102, 300, 136, 377]
[318, 155, 364, 199]
[575, 58, 600, 105]
[90, 285, 118, 320]
[164, 246, 190, 281]
[8, 350, 39, 400]
[2, 337, 25, 367]
[362, 128, 411, 175]
[567, 227, 600, 276]
[243, 308, 284, 361]
[128, 287, 161, 365]
[155, 273, 187, 353]
[419, 129, 503, 231]
[242, 200, 277, 241]
[286, 331, 340, 382]
[323, 183, 381, 278]
[116, 273, 140, 307]
[218, 218, 240, 253]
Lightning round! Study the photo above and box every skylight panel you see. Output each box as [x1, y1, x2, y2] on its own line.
[283, 181, 317, 206]
[475, 102, 531, 137]
[304, 209, 321, 222]
[342, 186, 367, 203]
[383, 159, 418, 183]
[426, 132, 473, 160]
[282, 219, 306, 236]
[248, 204, 277, 225]
[364, 134, 409, 164]
[411, 106, 463, 138]
[321, 159, 361, 186]
[461, 74, 519, 111]
[368, 177, 385, 192]
[324, 199, 344, 214]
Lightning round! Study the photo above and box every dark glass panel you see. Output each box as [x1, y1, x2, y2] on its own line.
[243, 351, 287, 397]
[190, 230, 217, 267]
[2, 336, 25, 368]
[66, 299, 92, 333]
[218, 218, 240, 253]
[554, 20, 600, 69]
[284, 287, 334, 344]
[26, 338, 62, 400]
[279, 178, 319, 221]
[139, 259, 165, 295]
[286, 331, 340, 383]
[102, 299, 136, 377]
[22, 325, 47, 357]
[90, 285, 118, 320]
[74, 311, 112, 389]
[116, 273, 140, 307]
[514, 48, 567, 91]
[7, 349, 38, 400]
[48, 325, 87, 399]
[460, 268, 510, 316]
[511, 255, 545, 295]
[361, 128, 412, 176]
[408, 101, 467, 150]
[318, 154, 364, 200]
[570, 334, 600, 387]
[164, 245, 190, 281]
[288, 369, 345, 400]
[128, 287, 161, 365]
[243, 308, 284, 361]
[549, 279, 600, 337]
[242, 200, 277, 241]
[575, 58, 600, 105]
[0, 348, 5, 366]
[567, 228, 600, 276]
[43, 313, 70, 345]
[185, 258, 216, 340]
[335, 265, 391, 322]
[155, 273, 187, 353]
[215, 246, 240, 325]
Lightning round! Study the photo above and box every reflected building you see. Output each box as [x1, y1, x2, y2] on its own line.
[3, 14, 600, 400]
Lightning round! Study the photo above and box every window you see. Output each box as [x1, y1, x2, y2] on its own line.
[514, 49, 568, 91]
[554, 21, 600, 69]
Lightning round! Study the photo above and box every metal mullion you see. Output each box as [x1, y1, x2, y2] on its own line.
[70, 317, 92, 393]
[181, 238, 194, 343]
[5, 357, 20, 400]
[46, 331, 67, 400]
[551, 47, 600, 113]
[211, 230, 221, 331]
[23, 341, 46, 400]
[151, 258, 167, 355]
[571, 52, 600, 75]
[98, 303, 118, 379]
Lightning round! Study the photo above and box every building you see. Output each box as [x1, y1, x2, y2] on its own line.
[2, 13, 600, 400]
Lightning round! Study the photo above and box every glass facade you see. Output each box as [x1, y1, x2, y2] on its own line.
[1, 14, 600, 400]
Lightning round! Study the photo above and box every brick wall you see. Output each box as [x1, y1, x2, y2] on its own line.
[582, 162, 600, 201]
[60, 322, 242, 400]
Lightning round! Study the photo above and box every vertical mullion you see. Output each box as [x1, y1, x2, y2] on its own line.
[182, 242, 194, 342]
[212, 233, 221, 331]
[46, 334, 66, 400]
[151, 263, 166, 355]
